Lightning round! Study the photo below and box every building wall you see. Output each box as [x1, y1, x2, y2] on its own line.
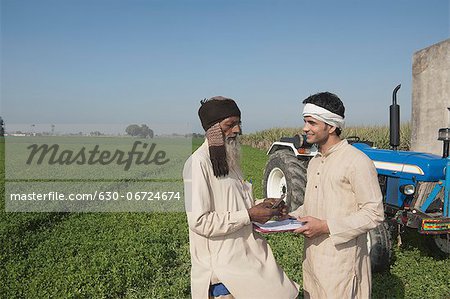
[411, 39, 450, 156]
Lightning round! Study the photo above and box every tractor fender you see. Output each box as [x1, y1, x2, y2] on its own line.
[267, 142, 317, 157]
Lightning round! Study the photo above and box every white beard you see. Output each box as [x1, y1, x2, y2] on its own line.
[225, 136, 242, 177]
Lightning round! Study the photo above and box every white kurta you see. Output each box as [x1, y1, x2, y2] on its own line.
[291, 139, 384, 298]
[183, 141, 299, 299]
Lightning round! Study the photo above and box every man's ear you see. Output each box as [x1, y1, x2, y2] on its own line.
[328, 125, 337, 135]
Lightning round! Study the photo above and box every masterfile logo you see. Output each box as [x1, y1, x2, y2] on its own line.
[26, 141, 170, 171]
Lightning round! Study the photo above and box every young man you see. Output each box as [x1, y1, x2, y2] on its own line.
[183, 96, 299, 299]
[290, 92, 384, 298]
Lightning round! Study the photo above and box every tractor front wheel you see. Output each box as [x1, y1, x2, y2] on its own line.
[263, 150, 308, 211]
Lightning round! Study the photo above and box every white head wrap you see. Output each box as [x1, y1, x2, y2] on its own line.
[302, 103, 345, 129]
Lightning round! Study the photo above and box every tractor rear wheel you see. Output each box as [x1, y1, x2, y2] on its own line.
[367, 221, 392, 272]
[263, 150, 308, 211]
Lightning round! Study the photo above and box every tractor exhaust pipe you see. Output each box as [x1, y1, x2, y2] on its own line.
[438, 107, 450, 158]
[390, 84, 401, 150]
[440, 128, 450, 158]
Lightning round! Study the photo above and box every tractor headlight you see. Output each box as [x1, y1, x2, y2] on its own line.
[400, 184, 415, 195]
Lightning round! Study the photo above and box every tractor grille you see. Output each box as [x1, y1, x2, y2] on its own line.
[412, 182, 444, 212]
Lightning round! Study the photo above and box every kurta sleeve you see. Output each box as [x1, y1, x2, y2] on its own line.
[254, 198, 264, 205]
[327, 155, 384, 246]
[289, 205, 304, 219]
[184, 155, 251, 238]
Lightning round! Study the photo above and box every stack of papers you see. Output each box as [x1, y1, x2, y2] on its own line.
[253, 219, 304, 233]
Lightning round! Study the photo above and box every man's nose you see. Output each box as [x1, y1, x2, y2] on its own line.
[303, 125, 309, 134]
[232, 125, 241, 135]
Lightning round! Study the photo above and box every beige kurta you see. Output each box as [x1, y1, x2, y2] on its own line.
[183, 141, 299, 299]
[290, 139, 384, 299]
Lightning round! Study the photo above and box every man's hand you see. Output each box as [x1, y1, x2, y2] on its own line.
[263, 198, 289, 218]
[293, 216, 330, 238]
[248, 201, 282, 224]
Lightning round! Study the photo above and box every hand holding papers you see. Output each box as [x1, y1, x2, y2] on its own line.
[253, 218, 304, 233]
[270, 194, 286, 209]
[248, 195, 287, 224]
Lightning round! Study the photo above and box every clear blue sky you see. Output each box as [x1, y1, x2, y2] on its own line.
[1, 0, 449, 134]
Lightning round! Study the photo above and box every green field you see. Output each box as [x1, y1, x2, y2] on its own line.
[4, 136, 189, 213]
[1, 137, 449, 298]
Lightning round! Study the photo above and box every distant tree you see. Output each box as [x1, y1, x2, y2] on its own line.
[90, 131, 103, 136]
[126, 124, 154, 138]
[126, 124, 141, 136]
[139, 124, 154, 138]
[192, 133, 204, 138]
[0, 117, 4, 137]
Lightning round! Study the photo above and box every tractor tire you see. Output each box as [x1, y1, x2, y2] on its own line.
[367, 221, 392, 273]
[263, 150, 309, 211]
[426, 234, 450, 257]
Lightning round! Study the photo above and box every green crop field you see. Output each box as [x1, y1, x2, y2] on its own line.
[1, 135, 449, 298]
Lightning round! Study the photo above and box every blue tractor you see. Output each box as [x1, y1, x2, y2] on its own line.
[263, 85, 450, 272]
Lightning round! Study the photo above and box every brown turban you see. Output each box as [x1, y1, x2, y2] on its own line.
[198, 96, 241, 177]
[198, 96, 241, 131]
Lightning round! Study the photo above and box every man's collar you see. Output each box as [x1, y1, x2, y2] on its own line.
[317, 139, 348, 157]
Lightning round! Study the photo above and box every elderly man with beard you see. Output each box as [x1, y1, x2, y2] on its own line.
[183, 96, 299, 299]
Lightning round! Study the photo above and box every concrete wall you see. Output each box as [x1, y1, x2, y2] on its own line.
[411, 39, 450, 156]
